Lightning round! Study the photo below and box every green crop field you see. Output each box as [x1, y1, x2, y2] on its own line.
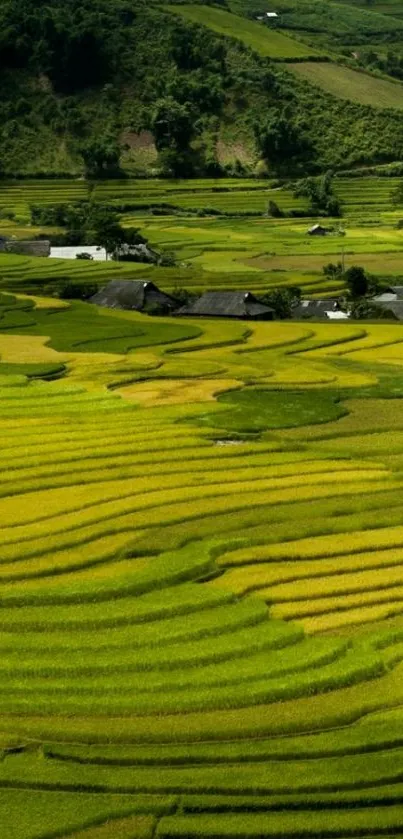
[288, 61, 403, 109]
[2, 175, 403, 299]
[167, 5, 324, 60]
[0, 290, 403, 834]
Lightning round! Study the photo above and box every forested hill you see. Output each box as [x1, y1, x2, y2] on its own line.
[2, 0, 403, 176]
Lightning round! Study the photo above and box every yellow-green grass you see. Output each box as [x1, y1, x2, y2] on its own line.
[156, 808, 403, 837]
[6, 742, 403, 793]
[215, 545, 403, 597]
[167, 6, 323, 59]
[221, 521, 403, 565]
[0, 789, 174, 839]
[64, 814, 157, 839]
[288, 61, 403, 110]
[283, 602, 403, 634]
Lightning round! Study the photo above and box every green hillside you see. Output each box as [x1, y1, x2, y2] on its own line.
[168, 5, 324, 59]
[288, 61, 403, 108]
[2, 0, 403, 176]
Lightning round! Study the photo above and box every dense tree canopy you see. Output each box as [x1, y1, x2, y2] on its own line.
[1, 0, 403, 175]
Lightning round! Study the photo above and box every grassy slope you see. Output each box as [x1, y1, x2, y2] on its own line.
[288, 61, 403, 109]
[2, 1, 403, 175]
[168, 5, 324, 59]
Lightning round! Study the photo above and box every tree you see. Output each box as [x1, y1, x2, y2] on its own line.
[171, 287, 200, 307]
[267, 200, 284, 218]
[150, 97, 196, 176]
[80, 136, 121, 178]
[261, 286, 301, 319]
[392, 181, 403, 204]
[57, 280, 98, 300]
[254, 108, 310, 168]
[151, 97, 193, 152]
[322, 262, 344, 281]
[350, 299, 396, 320]
[91, 215, 125, 259]
[294, 171, 342, 217]
[345, 265, 368, 299]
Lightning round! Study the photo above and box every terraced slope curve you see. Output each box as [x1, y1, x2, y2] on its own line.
[1, 294, 403, 837]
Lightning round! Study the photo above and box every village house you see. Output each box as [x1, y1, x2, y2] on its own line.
[90, 280, 177, 313]
[178, 291, 274, 320]
[307, 224, 329, 236]
[292, 299, 348, 320]
[0, 236, 50, 257]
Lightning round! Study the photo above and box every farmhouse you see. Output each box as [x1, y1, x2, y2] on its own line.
[372, 288, 403, 317]
[91, 280, 177, 312]
[373, 291, 399, 303]
[292, 299, 348, 320]
[178, 291, 274, 320]
[371, 300, 403, 320]
[307, 224, 329, 236]
[0, 236, 50, 257]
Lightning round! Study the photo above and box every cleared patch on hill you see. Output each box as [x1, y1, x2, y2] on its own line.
[287, 61, 403, 110]
[168, 5, 324, 60]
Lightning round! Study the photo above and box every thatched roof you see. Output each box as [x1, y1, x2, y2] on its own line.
[90, 280, 176, 311]
[178, 291, 274, 320]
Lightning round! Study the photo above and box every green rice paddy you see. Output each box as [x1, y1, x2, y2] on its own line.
[0, 289, 402, 834]
[2, 174, 403, 298]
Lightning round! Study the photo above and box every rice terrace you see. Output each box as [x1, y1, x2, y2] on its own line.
[5, 0, 403, 834]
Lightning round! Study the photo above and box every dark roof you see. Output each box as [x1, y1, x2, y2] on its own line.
[178, 291, 274, 319]
[2, 239, 50, 257]
[307, 224, 329, 235]
[90, 280, 176, 311]
[391, 286, 403, 299]
[292, 299, 340, 319]
[376, 300, 403, 320]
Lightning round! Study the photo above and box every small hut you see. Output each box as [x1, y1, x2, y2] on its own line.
[307, 224, 329, 236]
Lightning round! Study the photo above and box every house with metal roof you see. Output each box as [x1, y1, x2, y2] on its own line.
[90, 280, 177, 313]
[178, 291, 274, 320]
[292, 299, 348, 320]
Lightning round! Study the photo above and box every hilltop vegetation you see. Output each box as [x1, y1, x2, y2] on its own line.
[2, 0, 403, 175]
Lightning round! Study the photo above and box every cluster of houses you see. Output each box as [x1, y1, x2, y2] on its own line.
[90, 280, 403, 322]
[90, 281, 276, 320]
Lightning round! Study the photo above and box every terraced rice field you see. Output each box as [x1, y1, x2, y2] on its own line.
[1, 291, 403, 834]
[2, 175, 403, 298]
